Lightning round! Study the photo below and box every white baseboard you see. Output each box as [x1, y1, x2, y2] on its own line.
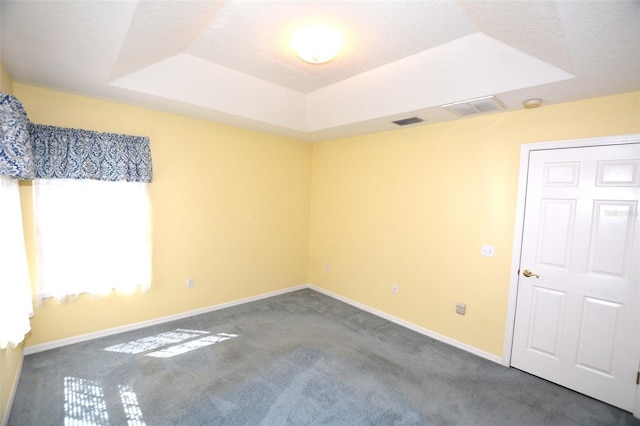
[1, 349, 24, 426]
[24, 284, 307, 355]
[23, 283, 501, 365]
[307, 284, 503, 364]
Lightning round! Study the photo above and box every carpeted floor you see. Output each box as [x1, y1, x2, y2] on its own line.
[9, 289, 640, 425]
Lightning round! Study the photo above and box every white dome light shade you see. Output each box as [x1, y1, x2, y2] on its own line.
[292, 25, 343, 64]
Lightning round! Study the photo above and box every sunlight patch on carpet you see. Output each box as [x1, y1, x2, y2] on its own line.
[119, 384, 146, 425]
[146, 333, 237, 358]
[63, 377, 147, 426]
[103, 329, 237, 358]
[64, 377, 109, 426]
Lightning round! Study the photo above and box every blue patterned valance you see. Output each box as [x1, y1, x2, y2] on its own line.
[0, 93, 35, 179]
[31, 124, 153, 183]
[0, 91, 152, 182]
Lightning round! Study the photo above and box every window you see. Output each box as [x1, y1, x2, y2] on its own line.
[33, 178, 151, 305]
[0, 176, 33, 349]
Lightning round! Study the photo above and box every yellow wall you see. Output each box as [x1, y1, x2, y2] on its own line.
[14, 83, 313, 346]
[0, 60, 23, 426]
[0, 347, 22, 426]
[0, 61, 12, 93]
[308, 91, 640, 356]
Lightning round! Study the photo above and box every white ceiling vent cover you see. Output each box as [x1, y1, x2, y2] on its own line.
[442, 95, 506, 117]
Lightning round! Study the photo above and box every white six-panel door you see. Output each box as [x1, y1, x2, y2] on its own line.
[511, 143, 639, 411]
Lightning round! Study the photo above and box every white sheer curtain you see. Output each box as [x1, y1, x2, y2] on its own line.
[0, 176, 34, 349]
[34, 179, 152, 305]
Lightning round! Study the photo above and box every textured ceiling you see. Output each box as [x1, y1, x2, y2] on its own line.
[1, 1, 639, 142]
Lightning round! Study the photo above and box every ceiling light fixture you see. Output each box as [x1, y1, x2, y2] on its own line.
[292, 25, 343, 64]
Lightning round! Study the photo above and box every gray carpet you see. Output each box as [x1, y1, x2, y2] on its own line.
[9, 289, 640, 425]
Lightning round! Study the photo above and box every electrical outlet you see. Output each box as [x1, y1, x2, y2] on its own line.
[392, 283, 398, 294]
[326, 264, 331, 272]
[187, 277, 195, 288]
[456, 302, 466, 315]
[481, 244, 495, 257]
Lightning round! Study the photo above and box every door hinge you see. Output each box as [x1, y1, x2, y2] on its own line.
[637, 371, 640, 385]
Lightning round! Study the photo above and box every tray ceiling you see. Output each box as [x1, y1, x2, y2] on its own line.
[1, 1, 638, 142]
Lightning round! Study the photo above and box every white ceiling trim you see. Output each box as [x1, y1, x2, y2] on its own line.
[306, 32, 574, 131]
[111, 32, 574, 133]
[110, 53, 307, 131]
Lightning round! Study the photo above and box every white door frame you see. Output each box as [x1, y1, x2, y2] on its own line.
[502, 133, 640, 416]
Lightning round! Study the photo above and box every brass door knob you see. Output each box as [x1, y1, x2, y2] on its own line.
[523, 269, 539, 278]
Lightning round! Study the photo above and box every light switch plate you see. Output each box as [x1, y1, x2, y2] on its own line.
[481, 244, 495, 257]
